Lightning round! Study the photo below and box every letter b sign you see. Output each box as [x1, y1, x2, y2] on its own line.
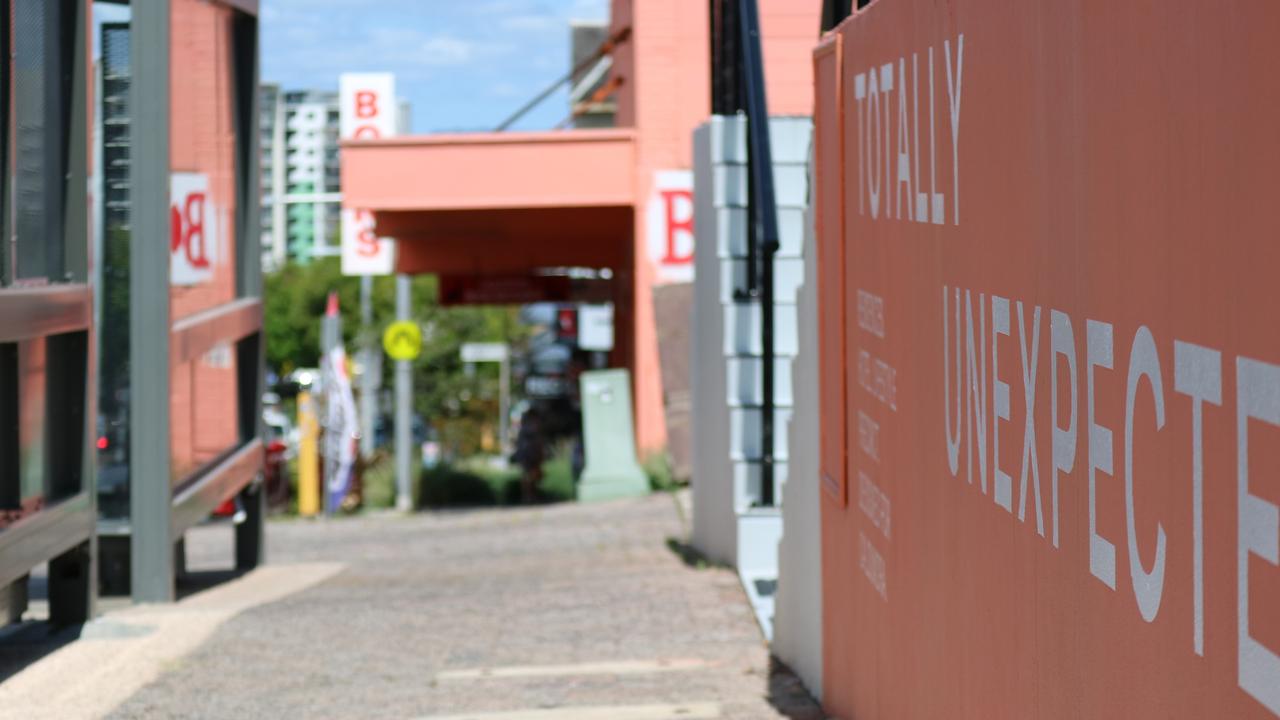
[170, 173, 217, 286]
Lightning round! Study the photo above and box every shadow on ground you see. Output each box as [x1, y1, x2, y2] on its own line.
[0, 621, 83, 684]
[664, 536, 732, 570]
[768, 656, 829, 719]
[0, 565, 249, 685]
[417, 462, 575, 508]
[176, 568, 250, 601]
[661, 540, 826, 718]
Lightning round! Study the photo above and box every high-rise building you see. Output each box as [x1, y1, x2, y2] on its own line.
[259, 87, 339, 268]
[260, 85, 411, 271]
[258, 82, 280, 269]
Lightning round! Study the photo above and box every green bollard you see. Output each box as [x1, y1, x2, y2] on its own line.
[577, 369, 649, 502]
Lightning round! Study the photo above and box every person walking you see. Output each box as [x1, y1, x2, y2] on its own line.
[512, 407, 545, 504]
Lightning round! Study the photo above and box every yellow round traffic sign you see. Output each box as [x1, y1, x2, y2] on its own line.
[382, 321, 422, 361]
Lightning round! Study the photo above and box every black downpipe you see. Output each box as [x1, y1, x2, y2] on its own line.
[736, 0, 778, 507]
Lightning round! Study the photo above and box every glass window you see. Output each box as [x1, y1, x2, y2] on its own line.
[12, 1, 75, 284]
[94, 2, 134, 519]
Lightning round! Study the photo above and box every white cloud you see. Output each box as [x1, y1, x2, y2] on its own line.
[260, 0, 608, 131]
[366, 29, 480, 67]
[500, 14, 559, 33]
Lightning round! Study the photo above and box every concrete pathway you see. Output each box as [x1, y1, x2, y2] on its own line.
[0, 493, 823, 719]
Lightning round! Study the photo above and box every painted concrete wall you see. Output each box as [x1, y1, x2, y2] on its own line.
[690, 120, 735, 566]
[773, 143, 822, 699]
[821, 2, 1280, 718]
[690, 114, 813, 571]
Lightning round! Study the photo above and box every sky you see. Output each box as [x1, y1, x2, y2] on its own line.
[261, 0, 611, 135]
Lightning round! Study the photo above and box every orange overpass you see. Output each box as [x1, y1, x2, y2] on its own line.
[342, 0, 819, 453]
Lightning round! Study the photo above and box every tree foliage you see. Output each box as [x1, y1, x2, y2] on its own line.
[264, 258, 525, 455]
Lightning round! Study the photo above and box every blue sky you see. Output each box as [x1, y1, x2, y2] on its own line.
[261, 0, 611, 134]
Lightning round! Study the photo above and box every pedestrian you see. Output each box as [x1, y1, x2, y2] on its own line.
[512, 407, 545, 504]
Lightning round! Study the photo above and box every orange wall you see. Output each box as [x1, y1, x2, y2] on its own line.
[819, 1, 1280, 718]
[611, 0, 709, 452]
[760, 0, 819, 115]
[169, 0, 240, 484]
[611, 0, 819, 452]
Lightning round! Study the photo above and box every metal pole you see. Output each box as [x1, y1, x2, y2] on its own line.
[394, 275, 413, 511]
[737, 0, 779, 507]
[499, 352, 510, 456]
[359, 276, 376, 457]
[130, 0, 174, 602]
[319, 301, 340, 516]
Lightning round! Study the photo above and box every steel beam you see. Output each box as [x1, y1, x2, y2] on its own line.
[169, 297, 262, 366]
[129, 0, 174, 603]
[231, 8, 265, 570]
[0, 493, 93, 591]
[395, 275, 412, 511]
[169, 439, 264, 539]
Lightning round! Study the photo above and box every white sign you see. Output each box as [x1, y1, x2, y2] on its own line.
[578, 304, 614, 352]
[340, 72, 397, 276]
[341, 209, 395, 275]
[170, 172, 219, 286]
[645, 170, 695, 284]
[460, 342, 509, 363]
[339, 73, 397, 140]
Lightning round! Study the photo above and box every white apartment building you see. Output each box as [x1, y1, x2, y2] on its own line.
[260, 84, 409, 271]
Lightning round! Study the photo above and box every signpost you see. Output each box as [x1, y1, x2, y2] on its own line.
[460, 343, 511, 456]
[392, 278, 413, 511]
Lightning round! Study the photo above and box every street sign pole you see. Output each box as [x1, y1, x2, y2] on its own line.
[359, 276, 376, 457]
[500, 353, 510, 456]
[394, 275, 413, 511]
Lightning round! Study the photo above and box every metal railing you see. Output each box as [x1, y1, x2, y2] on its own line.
[712, 0, 781, 507]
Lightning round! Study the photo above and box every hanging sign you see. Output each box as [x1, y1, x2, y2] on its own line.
[340, 72, 397, 276]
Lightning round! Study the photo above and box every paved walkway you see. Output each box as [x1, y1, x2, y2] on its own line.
[0, 493, 823, 719]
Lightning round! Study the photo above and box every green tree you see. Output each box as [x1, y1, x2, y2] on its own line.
[263, 258, 525, 453]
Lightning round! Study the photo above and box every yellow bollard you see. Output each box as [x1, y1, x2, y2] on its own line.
[297, 390, 320, 517]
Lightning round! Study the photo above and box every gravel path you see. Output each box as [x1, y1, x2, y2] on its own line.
[105, 494, 823, 719]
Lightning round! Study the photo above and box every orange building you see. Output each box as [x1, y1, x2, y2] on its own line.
[342, 0, 818, 455]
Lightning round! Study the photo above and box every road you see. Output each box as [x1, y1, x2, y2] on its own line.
[0, 493, 822, 719]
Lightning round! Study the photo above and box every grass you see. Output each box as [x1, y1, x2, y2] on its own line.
[416, 444, 578, 509]
[288, 440, 672, 512]
[642, 451, 683, 492]
[361, 450, 397, 509]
